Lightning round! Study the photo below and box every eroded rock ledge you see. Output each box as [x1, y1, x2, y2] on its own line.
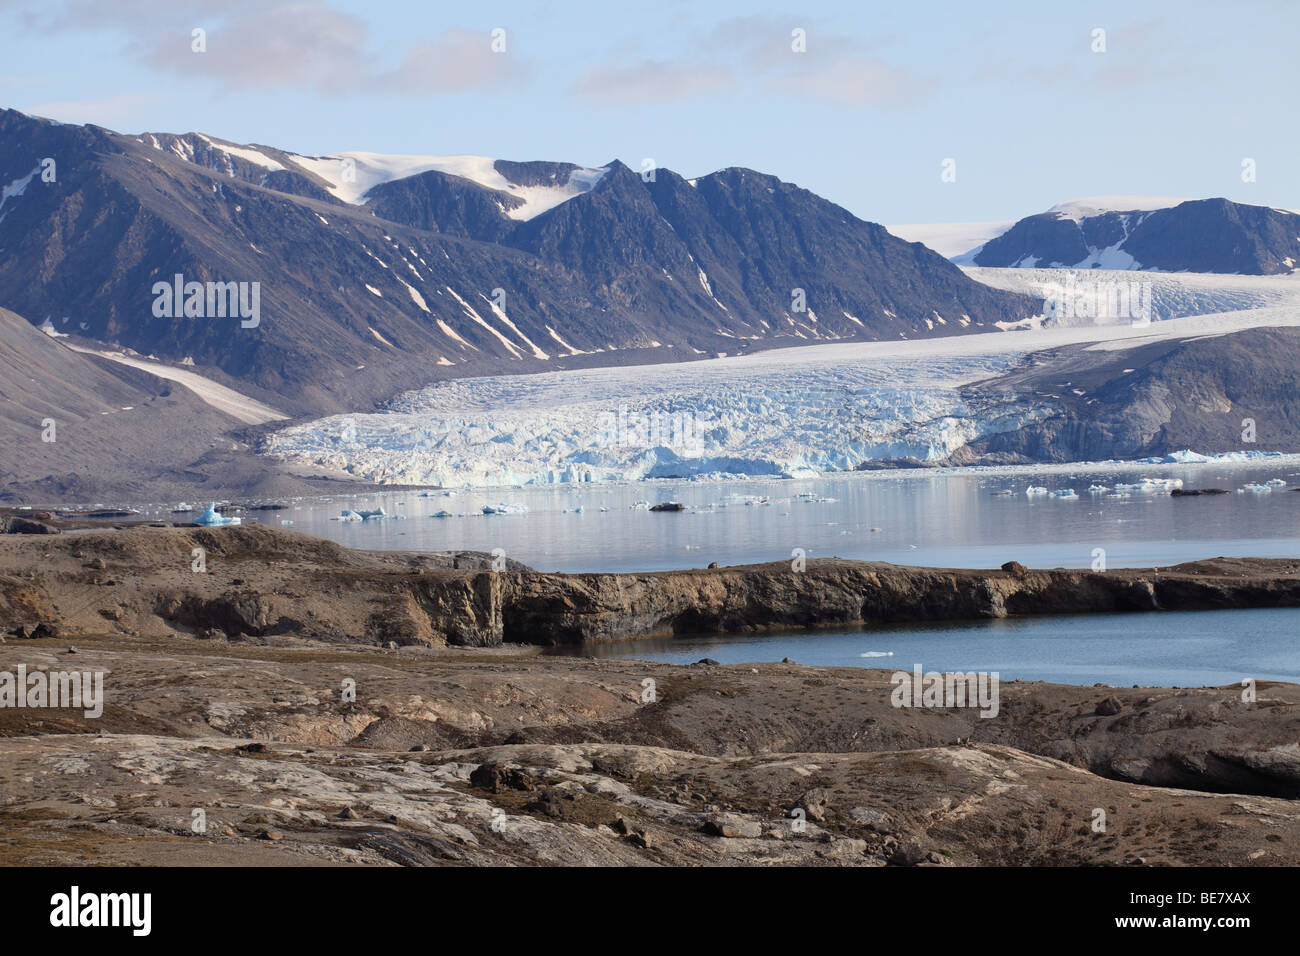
[2, 525, 1299, 649]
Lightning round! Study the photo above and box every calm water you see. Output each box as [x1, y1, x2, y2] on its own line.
[549, 608, 1300, 687]
[120, 462, 1300, 686]
[165, 462, 1300, 573]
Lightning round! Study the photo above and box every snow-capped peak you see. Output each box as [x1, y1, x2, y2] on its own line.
[284, 151, 607, 219]
[1046, 196, 1190, 221]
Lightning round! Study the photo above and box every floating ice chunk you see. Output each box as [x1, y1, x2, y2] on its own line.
[1088, 484, 1109, 493]
[430, 510, 454, 518]
[1267, 478, 1287, 487]
[1025, 486, 1049, 497]
[482, 503, 528, 515]
[1163, 450, 1213, 464]
[1051, 489, 1079, 499]
[337, 510, 364, 521]
[195, 503, 240, 526]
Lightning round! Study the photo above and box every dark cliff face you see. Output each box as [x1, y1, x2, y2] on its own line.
[0, 109, 1038, 415]
[962, 327, 1300, 461]
[974, 198, 1300, 274]
[362, 170, 522, 241]
[1122, 199, 1300, 274]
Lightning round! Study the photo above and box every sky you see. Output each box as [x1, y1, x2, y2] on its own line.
[1, 0, 1296, 225]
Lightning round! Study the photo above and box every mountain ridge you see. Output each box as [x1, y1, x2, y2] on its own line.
[0, 108, 1038, 416]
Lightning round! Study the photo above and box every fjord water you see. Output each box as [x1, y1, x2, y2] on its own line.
[254, 463, 1300, 574]
[169, 462, 1300, 687]
[553, 608, 1300, 688]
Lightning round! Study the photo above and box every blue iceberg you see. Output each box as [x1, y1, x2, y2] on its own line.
[195, 503, 241, 526]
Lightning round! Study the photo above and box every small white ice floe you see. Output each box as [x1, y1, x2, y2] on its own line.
[1242, 483, 1272, 494]
[1051, 489, 1079, 500]
[1025, 486, 1049, 497]
[994, 489, 1015, 497]
[1267, 478, 1287, 487]
[1088, 484, 1109, 493]
[859, 651, 894, 658]
[483, 503, 528, 515]
[430, 510, 454, 518]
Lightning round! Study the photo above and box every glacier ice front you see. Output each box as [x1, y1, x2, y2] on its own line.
[261, 346, 1055, 489]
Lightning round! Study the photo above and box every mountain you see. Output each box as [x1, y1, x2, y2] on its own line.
[965, 197, 1300, 274]
[957, 327, 1300, 463]
[0, 108, 1038, 417]
[0, 304, 232, 499]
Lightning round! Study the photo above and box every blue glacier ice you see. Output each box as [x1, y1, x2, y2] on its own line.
[195, 503, 240, 526]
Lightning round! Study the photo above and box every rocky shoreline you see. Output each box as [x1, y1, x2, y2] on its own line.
[3, 523, 1300, 866]
[3, 523, 1300, 648]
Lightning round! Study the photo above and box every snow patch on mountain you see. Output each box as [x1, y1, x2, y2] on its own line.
[284, 150, 607, 217]
[1047, 196, 1188, 221]
[194, 134, 286, 172]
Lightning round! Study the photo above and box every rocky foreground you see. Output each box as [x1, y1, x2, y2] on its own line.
[2, 523, 1300, 866]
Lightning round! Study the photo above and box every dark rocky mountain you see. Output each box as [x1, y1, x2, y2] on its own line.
[956, 327, 1300, 462]
[0, 108, 1037, 417]
[972, 198, 1300, 274]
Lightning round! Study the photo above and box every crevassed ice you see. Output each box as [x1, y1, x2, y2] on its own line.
[262, 349, 1054, 488]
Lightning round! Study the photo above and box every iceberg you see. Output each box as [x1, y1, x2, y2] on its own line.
[195, 503, 240, 526]
[1025, 486, 1048, 497]
[482, 503, 528, 515]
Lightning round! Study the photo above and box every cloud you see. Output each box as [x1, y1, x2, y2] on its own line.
[384, 28, 532, 95]
[5, 0, 533, 96]
[572, 14, 932, 109]
[570, 59, 732, 105]
[138, 2, 371, 94]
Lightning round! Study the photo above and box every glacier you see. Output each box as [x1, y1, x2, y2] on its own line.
[260, 271, 1300, 491]
[262, 343, 1055, 488]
